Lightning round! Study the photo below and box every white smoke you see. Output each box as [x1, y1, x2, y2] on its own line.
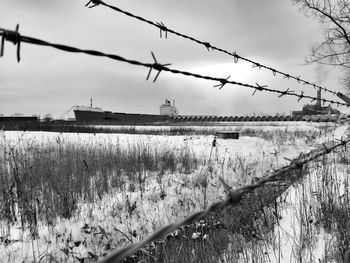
[314, 64, 330, 84]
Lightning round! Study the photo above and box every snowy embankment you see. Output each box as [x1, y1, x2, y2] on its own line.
[0, 122, 347, 262]
[257, 124, 350, 263]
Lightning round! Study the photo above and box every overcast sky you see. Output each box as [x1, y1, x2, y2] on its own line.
[0, 0, 348, 117]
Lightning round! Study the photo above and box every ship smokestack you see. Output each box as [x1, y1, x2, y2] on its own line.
[90, 98, 93, 108]
[316, 88, 321, 108]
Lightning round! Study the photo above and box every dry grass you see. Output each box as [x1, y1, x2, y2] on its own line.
[0, 124, 347, 262]
[0, 134, 198, 229]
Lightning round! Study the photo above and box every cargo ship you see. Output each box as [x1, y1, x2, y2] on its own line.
[72, 95, 342, 124]
[73, 99, 177, 124]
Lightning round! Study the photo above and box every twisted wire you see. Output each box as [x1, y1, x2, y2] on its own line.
[85, 0, 341, 98]
[0, 26, 348, 107]
[101, 135, 350, 263]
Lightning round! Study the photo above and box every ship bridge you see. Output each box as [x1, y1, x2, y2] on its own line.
[160, 99, 179, 117]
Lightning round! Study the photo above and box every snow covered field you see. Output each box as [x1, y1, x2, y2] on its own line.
[0, 123, 349, 262]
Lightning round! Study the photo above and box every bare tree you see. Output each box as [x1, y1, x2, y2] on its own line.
[294, 0, 350, 86]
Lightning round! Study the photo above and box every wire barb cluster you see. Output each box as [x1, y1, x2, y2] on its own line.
[146, 52, 171, 82]
[156, 22, 168, 39]
[0, 24, 21, 62]
[101, 134, 350, 263]
[85, 0, 102, 8]
[213, 75, 231, 89]
[87, 0, 341, 98]
[0, 26, 348, 107]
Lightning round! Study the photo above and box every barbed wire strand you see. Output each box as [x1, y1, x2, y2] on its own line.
[0, 26, 348, 108]
[100, 135, 350, 263]
[84, 0, 341, 98]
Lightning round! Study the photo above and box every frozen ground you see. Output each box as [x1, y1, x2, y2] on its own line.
[0, 122, 348, 262]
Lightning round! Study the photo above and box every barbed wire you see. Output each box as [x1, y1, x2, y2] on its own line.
[84, 0, 341, 98]
[0, 25, 348, 108]
[100, 133, 350, 263]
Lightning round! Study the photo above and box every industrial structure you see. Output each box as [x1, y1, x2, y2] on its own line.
[292, 88, 340, 116]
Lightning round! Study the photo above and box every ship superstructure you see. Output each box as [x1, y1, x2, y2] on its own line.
[160, 100, 179, 117]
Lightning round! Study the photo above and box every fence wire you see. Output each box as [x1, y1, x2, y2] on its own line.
[0, 26, 348, 108]
[100, 133, 350, 262]
[84, 0, 341, 98]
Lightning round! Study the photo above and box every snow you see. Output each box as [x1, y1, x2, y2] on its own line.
[0, 122, 347, 262]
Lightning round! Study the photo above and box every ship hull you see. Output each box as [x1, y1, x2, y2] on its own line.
[74, 109, 341, 124]
[74, 110, 171, 124]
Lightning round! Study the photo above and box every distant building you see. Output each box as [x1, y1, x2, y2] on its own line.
[160, 99, 179, 117]
[292, 88, 340, 116]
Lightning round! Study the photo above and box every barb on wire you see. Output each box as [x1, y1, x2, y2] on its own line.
[232, 52, 239, 63]
[0, 26, 348, 107]
[146, 52, 171, 82]
[101, 133, 350, 263]
[213, 75, 230, 89]
[278, 88, 295, 98]
[0, 24, 21, 62]
[252, 89, 260, 96]
[297, 91, 305, 102]
[0, 31, 4, 57]
[156, 22, 167, 38]
[252, 83, 268, 96]
[335, 137, 348, 151]
[322, 143, 332, 154]
[203, 42, 212, 52]
[85, 0, 342, 98]
[252, 62, 261, 70]
[255, 83, 268, 91]
[85, 0, 101, 8]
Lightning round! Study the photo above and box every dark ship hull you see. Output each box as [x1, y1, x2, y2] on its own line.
[74, 109, 340, 124]
[74, 109, 171, 124]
